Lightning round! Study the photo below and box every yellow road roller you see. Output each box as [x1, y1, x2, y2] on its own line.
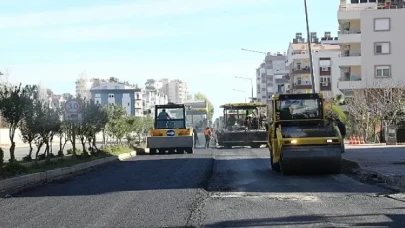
[266, 93, 343, 175]
[147, 103, 194, 154]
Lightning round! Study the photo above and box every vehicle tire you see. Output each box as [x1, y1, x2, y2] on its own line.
[149, 148, 157, 155]
[159, 149, 165, 154]
[330, 162, 342, 174]
[279, 157, 292, 175]
[224, 144, 232, 149]
[270, 155, 280, 172]
[186, 147, 194, 154]
[168, 149, 175, 154]
[177, 148, 185, 154]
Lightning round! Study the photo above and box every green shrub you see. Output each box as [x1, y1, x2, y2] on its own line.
[22, 155, 32, 162]
[103, 145, 132, 155]
[2, 163, 28, 176]
[66, 148, 82, 155]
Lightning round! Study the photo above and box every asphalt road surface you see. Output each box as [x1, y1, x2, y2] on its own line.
[2, 147, 405, 227]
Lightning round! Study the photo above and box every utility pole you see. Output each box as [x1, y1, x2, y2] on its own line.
[304, 0, 316, 93]
[235, 77, 253, 102]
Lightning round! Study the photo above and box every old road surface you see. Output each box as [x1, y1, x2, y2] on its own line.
[2, 148, 405, 227]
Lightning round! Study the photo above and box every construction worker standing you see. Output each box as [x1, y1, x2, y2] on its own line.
[204, 127, 212, 149]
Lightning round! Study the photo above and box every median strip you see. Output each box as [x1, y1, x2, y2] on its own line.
[0, 150, 137, 196]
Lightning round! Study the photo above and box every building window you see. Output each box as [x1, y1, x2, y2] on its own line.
[374, 42, 390, 54]
[108, 94, 114, 98]
[374, 18, 390, 31]
[136, 94, 140, 99]
[375, 65, 391, 78]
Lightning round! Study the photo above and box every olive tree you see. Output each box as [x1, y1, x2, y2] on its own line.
[0, 84, 37, 163]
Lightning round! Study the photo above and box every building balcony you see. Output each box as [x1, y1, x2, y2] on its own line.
[336, 53, 361, 66]
[338, 3, 376, 20]
[337, 75, 364, 92]
[319, 67, 331, 76]
[275, 78, 288, 84]
[291, 67, 310, 74]
[292, 82, 312, 90]
[338, 30, 361, 43]
[320, 82, 332, 91]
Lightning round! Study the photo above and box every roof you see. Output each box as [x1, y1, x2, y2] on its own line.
[155, 103, 185, 109]
[271, 93, 323, 100]
[220, 102, 267, 109]
[290, 43, 340, 51]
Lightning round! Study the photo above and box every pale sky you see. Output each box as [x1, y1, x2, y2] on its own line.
[0, 0, 339, 118]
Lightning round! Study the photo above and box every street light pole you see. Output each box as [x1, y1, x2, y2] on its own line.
[233, 89, 247, 102]
[304, 0, 316, 93]
[235, 77, 254, 102]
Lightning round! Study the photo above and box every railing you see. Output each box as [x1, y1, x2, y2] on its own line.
[292, 67, 310, 71]
[293, 82, 312, 86]
[339, 53, 361, 57]
[338, 30, 361, 34]
[339, 76, 361, 82]
[339, 4, 405, 11]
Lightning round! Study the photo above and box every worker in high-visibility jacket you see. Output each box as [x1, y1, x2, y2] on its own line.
[204, 127, 212, 149]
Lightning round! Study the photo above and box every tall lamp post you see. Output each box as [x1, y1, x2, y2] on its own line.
[304, 0, 316, 93]
[233, 89, 247, 102]
[235, 77, 253, 102]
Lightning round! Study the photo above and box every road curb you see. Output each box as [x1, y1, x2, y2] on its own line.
[0, 151, 137, 196]
[342, 158, 405, 192]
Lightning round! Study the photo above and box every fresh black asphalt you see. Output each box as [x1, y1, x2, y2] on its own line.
[1, 147, 405, 227]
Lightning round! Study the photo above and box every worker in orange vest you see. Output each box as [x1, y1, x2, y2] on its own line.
[204, 127, 212, 149]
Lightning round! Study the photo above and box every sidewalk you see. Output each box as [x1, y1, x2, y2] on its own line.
[343, 144, 405, 191]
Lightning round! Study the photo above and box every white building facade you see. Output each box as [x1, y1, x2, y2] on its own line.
[256, 53, 289, 103]
[286, 32, 342, 98]
[337, 0, 405, 94]
[167, 79, 188, 103]
[143, 89, 168, 117]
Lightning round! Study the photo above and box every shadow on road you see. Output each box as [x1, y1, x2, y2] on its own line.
[13, 156, 387, 198]
[204, 213, 405, 227]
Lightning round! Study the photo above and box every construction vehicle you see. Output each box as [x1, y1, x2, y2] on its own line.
[217, 102, 268, 148]
[267, 93, 343, 175]
[147, 103, 194, 154]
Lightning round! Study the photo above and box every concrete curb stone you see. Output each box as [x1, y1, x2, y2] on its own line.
[0, 151, 136, 196]
[342, 158, 405, 192]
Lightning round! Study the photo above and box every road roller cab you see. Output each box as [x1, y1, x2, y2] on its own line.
[267, 93, 343, 175]
[146, 103, 194, 154]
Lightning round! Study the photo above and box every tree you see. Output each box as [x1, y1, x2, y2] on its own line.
[19, 105, 39, 160]
[33, 100, 61, 161]
[324, 96, 347, 122]
[82, 100, 108, 152]
[104, 104, 128, 143]
[194, 93, 214, 120]
[0, 84, 36, 163]
[346, 81, 405, 142]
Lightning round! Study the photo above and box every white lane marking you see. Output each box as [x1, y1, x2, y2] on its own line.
[210, 192, 318, 201]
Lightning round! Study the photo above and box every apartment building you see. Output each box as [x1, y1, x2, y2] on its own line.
[286, 32, 342, 98]
[255, 53, 289, 103]
[90, 81, 137, 115]
[337, 0, 405, 94]
[167, 79, 188, 103]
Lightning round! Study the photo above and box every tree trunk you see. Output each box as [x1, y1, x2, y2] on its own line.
[58, 135, 64, 156]
[35, 143, 43, 160]
[80, 137, 87, 155]
[93, 133, 98, 151]
[45, 141, 50, 162]
[8, 126, 16, 164]
[28, 142, 33, 159]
